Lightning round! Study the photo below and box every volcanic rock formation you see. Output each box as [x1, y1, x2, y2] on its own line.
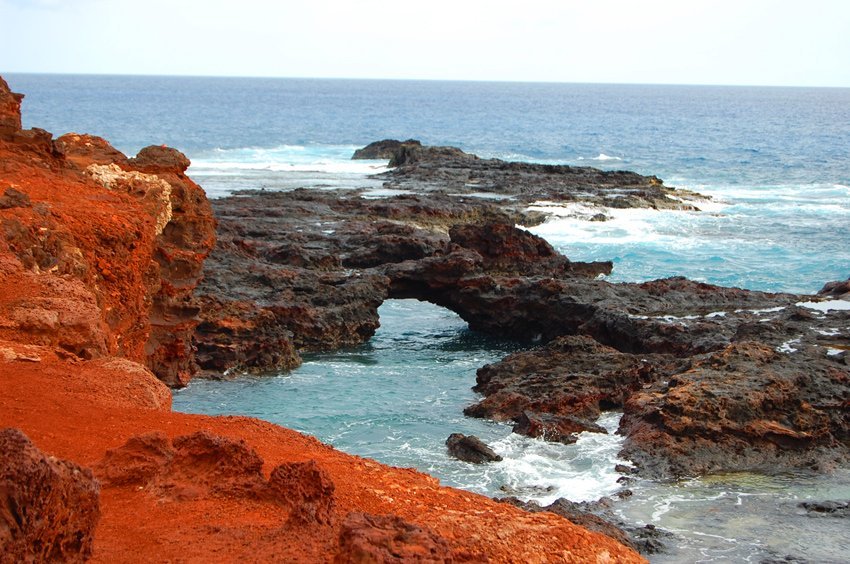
[1, 78, 644, 562]
[195, 139, 850, 479]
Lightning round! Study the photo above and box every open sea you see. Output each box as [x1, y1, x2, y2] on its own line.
[9, 74, 850, 562]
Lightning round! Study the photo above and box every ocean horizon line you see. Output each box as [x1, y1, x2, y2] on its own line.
[3, 70, 849, 91]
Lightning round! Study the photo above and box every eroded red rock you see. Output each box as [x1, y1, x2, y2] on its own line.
[0, 428, 100, 563]
[0, 77, 24, 131]
[335, 512, 453, 563]
[268, 460, 336, 525]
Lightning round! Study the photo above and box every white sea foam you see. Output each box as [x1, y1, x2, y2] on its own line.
[776, 338, 801, 354]
[796, 300, 850, 312]
[578, 153, 623, 162]
[188, 144, 389, 176]
[190, 160, 388, 175]
[489, 412, 626, 506]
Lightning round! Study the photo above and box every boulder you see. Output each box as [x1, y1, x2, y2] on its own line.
[445, 433, 502, 464]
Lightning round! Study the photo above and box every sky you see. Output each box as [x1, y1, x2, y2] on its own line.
[1, 0, 849, 87]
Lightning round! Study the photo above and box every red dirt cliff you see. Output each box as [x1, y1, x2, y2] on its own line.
[0, 76, 643, 563]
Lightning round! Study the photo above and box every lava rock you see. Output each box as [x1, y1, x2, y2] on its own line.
[797, 500, 850, 517]
[446, 433, 502, 464]
[351, 139, 421, 160]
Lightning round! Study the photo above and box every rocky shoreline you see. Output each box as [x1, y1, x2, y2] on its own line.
[195, 139, 848, 481]
[2, 73, 848, 561]
[0, 77, 643, 562]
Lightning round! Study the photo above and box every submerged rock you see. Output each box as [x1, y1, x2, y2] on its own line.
[797, 500, 850, 517]
[511, 410, 608, 444]
[446, 433, 502, 463]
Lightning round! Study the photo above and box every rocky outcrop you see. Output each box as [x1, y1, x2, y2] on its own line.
[445, 433, 502, 464]
[0, 77, 24, 131]
[0, 76, 215, 386]
[468, 303, 849, 478]
[335, 512, 453, 563]
[193, 139, 849, 478]
[375, 139, 701, 211]
[464, 335, 685, 424]
[351, 138, 421, 160]
[0, 428, 100, 563]
[798, 500, 850, 517]
[619, 339, 850, 478]
[97, 430, 338, 523]
[819, 277, 850, 299]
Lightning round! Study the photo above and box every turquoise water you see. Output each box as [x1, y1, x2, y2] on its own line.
[10, 74, 850, 560]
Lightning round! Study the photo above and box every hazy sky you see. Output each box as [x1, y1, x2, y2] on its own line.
[1, 0, 848, 87]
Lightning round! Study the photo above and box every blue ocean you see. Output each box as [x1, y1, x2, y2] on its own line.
[9, 74, 850, 561]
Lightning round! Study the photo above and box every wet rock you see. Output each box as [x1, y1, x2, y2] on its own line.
[0, 428, 100, 563]
[448, 221, 610, 277]
[445, 433, 502, 464]
[501, 496, 672, 555]
[465, 335, 684, 424]
[511, 410, 607, 444]
[193, 296, 302, 375]
[797, 500, 850, 517]
[818, 278, 850, 299]
[352, 139, 421, 160]
[377, 142, 700, 211]
[335, 512, 453, 563]
[268, 460, 335, 526]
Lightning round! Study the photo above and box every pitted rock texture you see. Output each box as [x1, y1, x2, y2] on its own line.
[0, 428, 100, 563]
[335, 512, 453, 564]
